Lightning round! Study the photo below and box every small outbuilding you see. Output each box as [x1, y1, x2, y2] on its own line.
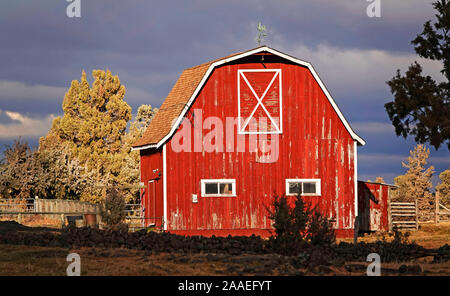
[357, 181, 398, 233]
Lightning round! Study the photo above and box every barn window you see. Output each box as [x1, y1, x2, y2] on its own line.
[285, 179, 321, 196]
[201, 179, 236, 197]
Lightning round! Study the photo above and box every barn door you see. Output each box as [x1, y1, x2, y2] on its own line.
[147, 180, 157, 226]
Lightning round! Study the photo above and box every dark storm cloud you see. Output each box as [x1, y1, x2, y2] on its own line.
[0, 0, 447, 182]
[0, 0, 437, 89]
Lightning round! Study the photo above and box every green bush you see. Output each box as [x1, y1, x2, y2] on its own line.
[99, 187, 127, 231]
[390, 227, 411, 246]
[267, 194, 335, 255]
[308, 211, 336, 246]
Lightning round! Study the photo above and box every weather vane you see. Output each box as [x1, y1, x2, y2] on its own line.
[256, 22, 267, 46]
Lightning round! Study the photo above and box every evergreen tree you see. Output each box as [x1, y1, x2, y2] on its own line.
[0, 139, 91, 200]
[40, 70, 133, 203]
[267, 194, 335, 255]
[391, 174, 409, 201]
[375, 176, 385, 183]
[129, 104, 159, 139]
[121, 104, 158, 202]
[0, 139, 34, 199]
[31, 146, 93, 200]
[1, 72, 157, 203]
[392, 145, 435, 221]
[368, 177, 386, 183]
[436, 169, 450, 205]
[385, 0, 450, 150]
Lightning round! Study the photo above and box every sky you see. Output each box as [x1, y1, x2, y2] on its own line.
[0, 0, 448, 185]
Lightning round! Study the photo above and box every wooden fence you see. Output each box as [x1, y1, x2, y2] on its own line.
[35, 199, 98, 219]
[0, 198, 98, 214]
[0, 198, 99, 227]
[0, 198, 145, 230]
[389, 200, 418, 230]
[124, 203, 145, 231]
[435, 192, 450, 223]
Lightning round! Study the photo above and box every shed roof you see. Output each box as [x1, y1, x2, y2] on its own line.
[132, 46, 365, 149]
[358, 180, 399, 188]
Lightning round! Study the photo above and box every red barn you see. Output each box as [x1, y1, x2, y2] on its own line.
[357, 181, 397, 233]
[132, 46, 366, 238]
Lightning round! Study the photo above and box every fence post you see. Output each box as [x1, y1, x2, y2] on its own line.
[353, 216, 360, 245]
[415, 199, 419, 230]
[387, 188, 392, 231]
[18, 213, 22, 224]
[435, 191, 440, 224]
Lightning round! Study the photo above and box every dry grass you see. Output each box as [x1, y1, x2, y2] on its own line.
[0, 244, 448, 276]
[338, 222, 450, 249]
[0, 222, 449, 276]
[410, 222, 450, 248]
[0, 244, 69, 276]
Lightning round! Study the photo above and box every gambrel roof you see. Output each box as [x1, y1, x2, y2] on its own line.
[132, 46, 365, 150]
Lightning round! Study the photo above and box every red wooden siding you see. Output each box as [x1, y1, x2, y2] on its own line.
[140, 148, 164, 228]
[357, 181, 391, 232]
[154, 55, 358, 238]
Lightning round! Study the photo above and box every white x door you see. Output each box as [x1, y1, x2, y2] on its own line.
[237, 69, 282, 134]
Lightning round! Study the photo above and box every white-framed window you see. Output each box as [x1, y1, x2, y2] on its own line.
[201, 179, 236, 197]
[285, 179, 321, 196]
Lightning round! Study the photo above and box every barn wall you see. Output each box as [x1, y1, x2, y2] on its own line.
[357, 181, 390, 232]
[140, 148, 164, 228]
[162, 56, 357, 238]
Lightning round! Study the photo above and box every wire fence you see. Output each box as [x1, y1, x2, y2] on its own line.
[0, 198, 162, 232]
[0, 198, 36, 213]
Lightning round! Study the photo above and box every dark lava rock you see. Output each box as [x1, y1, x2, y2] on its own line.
[398, 264, 422, 274]
[406, 264, 423, 274]
[398, 264, 408, 274]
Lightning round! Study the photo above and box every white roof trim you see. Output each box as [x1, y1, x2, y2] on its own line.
[132, 46, 365, 151]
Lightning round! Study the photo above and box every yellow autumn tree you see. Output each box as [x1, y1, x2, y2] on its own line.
[436, 170, 450, 206]
[392, 144, 435, 221]
[125, 104, 158, 146]
[367, 177, 385, 183]
[120, 104, 158, 202]
[40, 70, 133, 203]
[391, 174, 409, 201]
[374, 176, 385, 183]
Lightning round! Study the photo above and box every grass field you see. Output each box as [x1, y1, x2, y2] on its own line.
[0, 222, 448, 276]
[339, 222, 450, 249]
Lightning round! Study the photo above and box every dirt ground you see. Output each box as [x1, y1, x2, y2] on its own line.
[0, 244, 448, 276]
[0, 215, 64, 229]
[0, 222, 448, 276]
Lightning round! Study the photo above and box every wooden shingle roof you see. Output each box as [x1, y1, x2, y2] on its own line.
[132, 47, 263, 149]
[132, 46, 365, 149]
